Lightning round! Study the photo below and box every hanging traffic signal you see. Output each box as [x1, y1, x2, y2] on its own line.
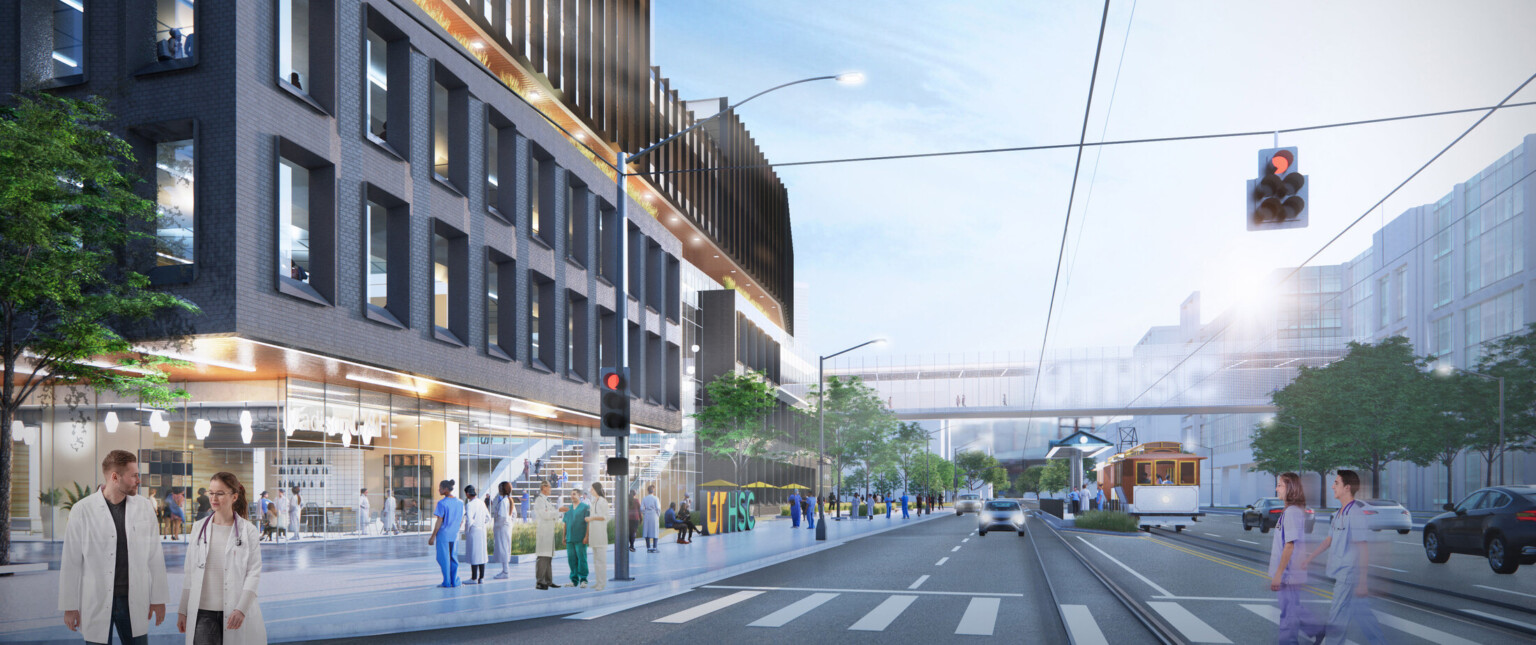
[599, 368, 630, 437]
[1246, 147, 1309, 231]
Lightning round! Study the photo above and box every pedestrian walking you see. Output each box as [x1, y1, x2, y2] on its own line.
[628, 492, 642, 552]
[287, 487, 303, 540]
[382, 489, 397, 535]
[806, 495, 816, 530]
[788, 490, 801, 528]
[491, 482, 514, 579]
[255, 492, 272, 541]
[1304, 470, 1386, 644]
[523, 459, 530, 481]
[534, 458, 542, 475]
[59, 450, 170, 645]
[901, 492, 910, 519]
[564, 488, 590, 587]
[586, 483, 610, 591]
[271, 490, 288, 543]
[641, 485, 661, 552]
[176, 472, 265, 645]
[885, 494, 893, 518]
[165, 490, 187, 542]
[462, 485, 490, 585]
[195, 488, 211, 522]
[1096, 486, 1106, 512]
[1069, 487, 1081, 515]
[533, 482, 561, 589]
[356, 489, 371, 536]
[427, 480, 463, 588]
[520, 491, 530, 525]
[1269, 473, 1322, 644]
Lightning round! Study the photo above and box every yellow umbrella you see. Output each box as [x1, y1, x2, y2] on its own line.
[742, 482, 778, 489]
[700, 479, 739, 488]
[781, 483, 812, 490]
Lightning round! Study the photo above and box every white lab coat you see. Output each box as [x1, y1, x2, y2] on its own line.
[534, 494, 560, 557]
[382, 495, 397, 531]
[357, 495, 371, 533]
[178, 515, 266, 645]
[274, 497, 290, 531]
[288, 495, 303, 536]
[641, 494, 660, 539]
[57, 491, 169, 644]
[464, 497, 490, 565]
[490, 495, 512, 566]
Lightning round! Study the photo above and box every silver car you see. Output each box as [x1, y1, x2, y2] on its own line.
[978, 499, 1025, 536]
[1360, 499, 1413, 534]
[954, 493, 983, 515]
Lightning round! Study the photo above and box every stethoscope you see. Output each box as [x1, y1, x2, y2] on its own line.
[196, 515, 244, 562]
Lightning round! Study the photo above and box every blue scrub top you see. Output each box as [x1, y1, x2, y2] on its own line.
[435, 496, 465, 540]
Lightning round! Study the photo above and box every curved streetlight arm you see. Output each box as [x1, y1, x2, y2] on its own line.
[626, 75, 841, 165]
[822, 338, 886, 363]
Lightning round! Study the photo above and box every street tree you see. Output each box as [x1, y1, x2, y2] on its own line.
[904, 452, 953, 496]
[955, 450, 1007, 494]
[1409, 370, 1479, 505]
[1038, 458, 1070, 497]
[1, 92, 200, 566]
[1464, 324, 1536, 486]
[1017, 465, 1044, 496]
[694, 370, 780, 484]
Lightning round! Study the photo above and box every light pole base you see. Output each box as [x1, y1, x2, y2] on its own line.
[815, 509, 827, 540]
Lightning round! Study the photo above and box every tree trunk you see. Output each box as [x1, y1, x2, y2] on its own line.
[1484, 451, 1495, 487]
[1444, 458, 1456, 509]
[1316, 471, 1329, 509]
[1, 402, 13, 567]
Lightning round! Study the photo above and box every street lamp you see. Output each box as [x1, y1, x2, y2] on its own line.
[816, 338, 886, 540]
[608, 73, 858, 576]
[1435, 364, 1505, 485]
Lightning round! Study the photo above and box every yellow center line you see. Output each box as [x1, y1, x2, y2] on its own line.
[1144, 537, 1333, 599]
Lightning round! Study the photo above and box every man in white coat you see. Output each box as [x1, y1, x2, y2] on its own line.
[356, 488, 371, 536]
[60, 449, 169, 644]
[533, 482, 563, 589]
[273, 489, 290, 543]
[382, 489, 398, 535]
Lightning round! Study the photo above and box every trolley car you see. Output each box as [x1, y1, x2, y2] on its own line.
[1096, 441, 1205, 532]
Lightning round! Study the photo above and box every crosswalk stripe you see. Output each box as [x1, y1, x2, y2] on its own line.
[1147, 601, 1231, 643]
[955, 597, 1001, 636]
[1463, 608, 1536, 632]
[849, 595, 918, 631]
[1060, 605, 1109, 645]
[1240, 604, 1358, 645]
[747, 593, 839, 628]
[653, 591, 762, 624]
[1375, 611, 1479, 645]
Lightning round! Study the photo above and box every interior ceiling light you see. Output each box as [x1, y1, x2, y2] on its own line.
[134, 345, 256, 372]
[528, 90, 541, 100]
[240, 410, 253, 444]
[104, 411, 119, 433]
[194, 418, 211, 441]
[346, 373, 428, 394]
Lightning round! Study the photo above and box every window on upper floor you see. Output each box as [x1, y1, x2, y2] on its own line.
[529, 271, 555, 370]
[529, 146, 555, 245]
[566, 181, 589, 267]
[484, 110, 515, 221]
[276, 0, 334, 111]
[566, 290, 589, 382]
[280, 158, 312, 285]
[363, 10, 410, 156]
[154, 138, 195, 269]
[21, 0, 87, 87]
[276, 138, 335, 305]
[278, 0, 310, 90]
[486, 251, 515, 360]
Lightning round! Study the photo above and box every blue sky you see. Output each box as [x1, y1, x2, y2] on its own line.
[651, 1, 1536, 358]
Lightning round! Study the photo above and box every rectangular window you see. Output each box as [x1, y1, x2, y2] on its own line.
[598, 307, 615, 368]
[432, 79, 450, 180]
[566, 291, 588, 381]
[366, 201, 389, 309]
[529, 148, 554, 242]
[52, 0, 85, 80]
[486, 251, 514, 360]
[530, 279, 541, 359]
[566, 183, 589, 266]
[1464, 288, 1525, 364]
[276, 138, 334, 303]
[1434, 256, 1453, 307]
[154, 138, 195, 267]
[529, 154, 542, 235]
[279, 158, 311, 284]
[429, 223, 466, 344]
[153, 0, 195, 62]
[1376, 275, 1390, 329]
[366, 29, 388, 139]
[1395, 268, 1407, 321]
[529, 272, 555, 369]
[485, 120, 499, 208]
[278, 0, 310, 90]
[433, 232, 451, 331]
[1432, 316, 1453, 358]
[486, 258, 499, 349]
[597, 204, 615, 281]
[362, 184, 407, 325]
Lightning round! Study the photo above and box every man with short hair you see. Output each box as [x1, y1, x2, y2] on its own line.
[60, 449, 169, 644]
[357, 488, 371, 535]
[1304, 470, 1386, 644]
[427, 480, 464, 588]
[533, 482, 562, 589]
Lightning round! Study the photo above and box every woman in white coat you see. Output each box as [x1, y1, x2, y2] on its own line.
[490, 482, 514, 579]
[641, 485, 661, 553]
[462, 485, 491, 584]
[178, 472, 265, 645]
[585, 482, 610, 591]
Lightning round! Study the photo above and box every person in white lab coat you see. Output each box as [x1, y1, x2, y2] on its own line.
[356, 489, 371, 536]
[59, 449, 169, 644]
[176, 472, 265, 645]
[272, 490, 289, 543]
[381, 489, 397, 535]
[533, 482, 562, 589]
[462, 485, 490, 584]
[287, 487, 302, 540]
[641, 485, 661, 553]
[490, 482, 514, 579]
[585, 482, 610, 591]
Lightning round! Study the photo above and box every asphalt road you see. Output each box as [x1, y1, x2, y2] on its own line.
[302, 512, 1129, 644]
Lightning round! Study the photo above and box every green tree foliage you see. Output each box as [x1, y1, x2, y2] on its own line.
[955, 450, 1007, 493]
[1462, 324, 1536, 486]
[693, 370, 780, 483]
[1, 93, 200, 565]
[1411, 370, 1480, 505]
[903, 452, 954, 495]
[811, 376, 896, 502]
[1017, 465, 1045, 496]
[1038, 458, 1070, 496]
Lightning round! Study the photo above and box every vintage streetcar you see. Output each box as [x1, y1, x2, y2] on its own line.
[1096, 441, 1205, 532]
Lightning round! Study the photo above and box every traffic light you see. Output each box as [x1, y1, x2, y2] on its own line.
[1246, 147, 1309, 230]
[599, 368, 630, 437]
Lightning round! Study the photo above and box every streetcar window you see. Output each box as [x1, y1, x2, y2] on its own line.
[1156, 461, 1175, 483]
[1180, 461, 1195, 485]
[1136, 464, 1152, 484]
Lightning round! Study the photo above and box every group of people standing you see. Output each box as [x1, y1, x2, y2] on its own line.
[1068, 484, 1106, 514]
[60, 450, 266, 645]
[785, 491, 947, 528]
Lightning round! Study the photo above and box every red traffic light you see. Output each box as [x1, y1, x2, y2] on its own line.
[1267, 150, 1294, 175]
[604, 372, 623, 390]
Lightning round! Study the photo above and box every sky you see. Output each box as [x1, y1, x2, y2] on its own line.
[650, 0, 1536, 360]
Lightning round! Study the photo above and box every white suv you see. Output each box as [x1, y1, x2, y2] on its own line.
[955, 493, 983, 515]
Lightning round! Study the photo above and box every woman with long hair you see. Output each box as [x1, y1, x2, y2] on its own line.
[1269, 472, 1321, 643]
[491, 481, 514, 579]
[177, 472, 265, 644]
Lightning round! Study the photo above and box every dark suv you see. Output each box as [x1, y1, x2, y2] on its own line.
[1242, 497, 1315, 533]
[1423, 485, 1536, 574]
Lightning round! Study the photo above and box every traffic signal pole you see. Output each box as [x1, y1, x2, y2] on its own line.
[612, 150, 631, 581]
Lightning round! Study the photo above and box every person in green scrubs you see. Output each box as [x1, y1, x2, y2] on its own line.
[563, 488, 591, 587]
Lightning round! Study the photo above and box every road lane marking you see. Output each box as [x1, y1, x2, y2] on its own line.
[566, 588, 692, 620]
[1474, 584, 1536, 600]
[653, 590, 762, 623]
[1237, 539, 1259, 545]
[962, 538, 970, 542]
[1147, 601, 1232, 643]
[952, 545, 962, 552]
[747, 593, 838, 628]
[701, 584, 1022, 597]
[1369, 564, 1407, 573]
[955, 597, 1001, 636]
[1463, 609, 1536, 632]
[1075, 536, 1174, 597]
[1203, 533, 1222, 537]
[935, 557, 949, 566]
[909, 575, 929, 590]
[1060, 605, 1109, 645]
[1374, 611, 1478, 645]
[849, 595, 918, 631]
[1157, 596, 1330, 603]
[1395, 540, 1419, 546]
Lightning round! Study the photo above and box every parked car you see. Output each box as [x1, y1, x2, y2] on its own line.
[1423, 485, 1536, 574]
[978, 499, 1025, 536]
[1359, 499, 1413, 534]
[1242, 497, 1315, 533]
[954, 493, 983, 516]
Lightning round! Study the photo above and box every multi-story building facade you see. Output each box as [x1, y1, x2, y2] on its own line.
[5, 0, 801, 539]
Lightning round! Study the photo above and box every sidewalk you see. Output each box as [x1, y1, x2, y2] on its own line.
[1, 512, 940, 643]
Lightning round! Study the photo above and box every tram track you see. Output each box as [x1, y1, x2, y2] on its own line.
[1144, 526, 1536, 639]
[1025, 512, 1184, 645]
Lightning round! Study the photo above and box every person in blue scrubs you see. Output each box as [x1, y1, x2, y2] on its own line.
[885, 494, 892, 518]
[427, 480, 464, 588]
[900, 492, 910, 519]
[788, 491, 801, 528]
